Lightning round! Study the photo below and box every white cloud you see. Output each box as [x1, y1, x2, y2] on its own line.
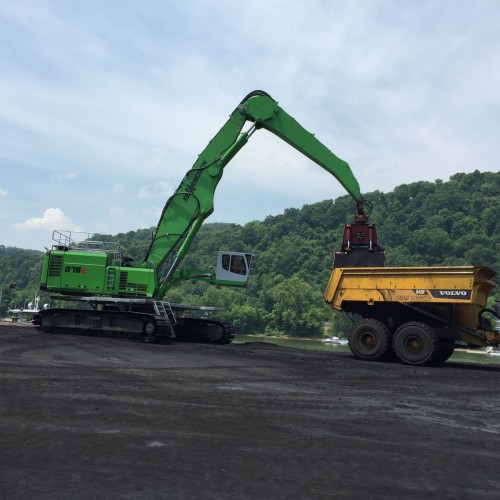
[158, 181, 174, 197]
[108, 207, 123, 217]
[15, 208, 82, 231]
[0, 0, 499, 250]
[138, 181, 174, 199]
[50, 172, 76, 181]
[143, 206, 162, 220]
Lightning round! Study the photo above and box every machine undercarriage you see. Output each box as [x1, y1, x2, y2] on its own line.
[33, 295, 234, 344]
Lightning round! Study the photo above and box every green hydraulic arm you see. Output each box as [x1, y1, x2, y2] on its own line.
[143, 90, 363, 294]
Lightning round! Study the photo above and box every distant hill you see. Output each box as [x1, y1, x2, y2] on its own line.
[1, 170, 498, 335]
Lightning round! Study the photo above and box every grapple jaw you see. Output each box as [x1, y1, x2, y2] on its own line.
[333, 248, 386, 268]
[334, 199, 385, 268]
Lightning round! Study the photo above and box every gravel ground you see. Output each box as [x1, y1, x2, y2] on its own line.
[1, 322, 500, 499]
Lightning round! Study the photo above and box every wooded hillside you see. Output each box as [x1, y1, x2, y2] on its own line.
[1, 170, 498, 336]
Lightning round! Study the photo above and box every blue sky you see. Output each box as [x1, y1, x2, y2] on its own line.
[1, 0, 499, 250]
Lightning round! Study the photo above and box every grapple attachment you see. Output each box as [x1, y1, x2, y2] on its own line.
[333, 199, 385, 268]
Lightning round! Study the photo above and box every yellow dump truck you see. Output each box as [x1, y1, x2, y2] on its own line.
[324, 266, 500, 366]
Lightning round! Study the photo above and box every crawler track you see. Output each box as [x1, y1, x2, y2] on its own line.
[174, 317, 235, 344]
[33, 309, 234, 344]
[33, 309, 173, 343]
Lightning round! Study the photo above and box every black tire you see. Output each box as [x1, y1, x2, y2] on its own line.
[392, 322, 439, 366]
[434, 340, 455, 364]
[348, 319, 392, 361]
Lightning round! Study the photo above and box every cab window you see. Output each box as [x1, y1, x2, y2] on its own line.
[230, 255, 247, 275]
[222, 254, 230, 271]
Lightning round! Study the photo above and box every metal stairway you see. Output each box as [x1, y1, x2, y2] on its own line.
[153, 300, 177, 338]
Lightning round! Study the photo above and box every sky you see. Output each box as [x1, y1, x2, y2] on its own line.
[0, 0, 499, 251]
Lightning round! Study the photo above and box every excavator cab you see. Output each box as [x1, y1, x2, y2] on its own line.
[215, 251, 254, 285]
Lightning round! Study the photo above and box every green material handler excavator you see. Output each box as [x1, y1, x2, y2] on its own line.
[34, 90, 383, 343]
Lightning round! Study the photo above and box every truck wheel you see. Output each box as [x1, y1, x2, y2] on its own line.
[392, 322, 439, 366]
[348, 319, 392, 361]
[435, 340, 455, 364]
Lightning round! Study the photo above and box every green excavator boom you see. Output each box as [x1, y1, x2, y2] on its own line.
[142, 91, 362, 294]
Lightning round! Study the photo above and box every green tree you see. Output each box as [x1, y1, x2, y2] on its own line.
[231, 305, 266, 334]
[266, 277, 325, 337]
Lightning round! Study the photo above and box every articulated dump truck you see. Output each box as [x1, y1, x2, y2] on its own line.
[324, 266, 499, 366]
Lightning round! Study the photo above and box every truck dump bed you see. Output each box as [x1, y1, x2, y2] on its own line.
[324, 266, 498, 349]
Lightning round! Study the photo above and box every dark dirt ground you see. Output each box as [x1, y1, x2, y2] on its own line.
[1, 322, 500, 499]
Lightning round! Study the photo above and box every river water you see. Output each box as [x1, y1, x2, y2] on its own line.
[234, 334, 500, 365]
